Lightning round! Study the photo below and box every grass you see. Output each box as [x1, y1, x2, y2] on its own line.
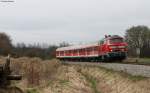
[76, 66, 99, 93]
[80, 72, 100, 93]
[137, 58, 150, 62]
[26, 88, 40, 93]
[127, 75, 147, 81]
[46, 80, 53, 86]
[59, 79, 69, 85]
[125, 58, 150, 63]
[4, 57, 150, 93]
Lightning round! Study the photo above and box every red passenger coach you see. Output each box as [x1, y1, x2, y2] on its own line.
[56, 35, 128, 62]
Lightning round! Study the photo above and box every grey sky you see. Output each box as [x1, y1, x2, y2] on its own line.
[0, 0, 150, 45]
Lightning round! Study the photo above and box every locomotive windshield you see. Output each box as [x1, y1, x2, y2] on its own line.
[109, 38, 123, 44]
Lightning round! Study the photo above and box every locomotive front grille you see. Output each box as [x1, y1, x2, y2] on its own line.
[108, 52, 126, 58]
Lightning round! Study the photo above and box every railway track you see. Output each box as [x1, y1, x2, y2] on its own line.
[63, 61, 150, 66]
[63, 61, 150, 77]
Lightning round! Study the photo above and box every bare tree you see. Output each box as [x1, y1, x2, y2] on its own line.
[0, 32, 12, 55]
[125, 25, 150, 57]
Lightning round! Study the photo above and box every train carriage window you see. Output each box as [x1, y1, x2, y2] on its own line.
[66, 50, 69, 54]
[62, 51, 64, 55]
[64, 51, 67, 54]
[78, 49, 81, 54]
[73, 50, 77, 54]
[57, 52, 60, 56]
[87, 48, 90, 51]
[60, 51, 63, 55]
[87, 48, 92, 52]
[94, 47, 97, 51]
[74, 50, 76, 53]
[59, 52, 60, 55]
[80, 49, 83, 52]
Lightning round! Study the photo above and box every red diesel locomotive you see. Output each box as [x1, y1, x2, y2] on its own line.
[56, 35, 128, 62]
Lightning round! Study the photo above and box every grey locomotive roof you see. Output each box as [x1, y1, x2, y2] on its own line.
[56, 43, 98, 51]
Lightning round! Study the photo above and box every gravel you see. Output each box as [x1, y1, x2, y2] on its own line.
[99, 63, 150, 77]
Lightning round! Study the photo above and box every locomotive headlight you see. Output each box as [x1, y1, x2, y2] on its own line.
[109, 48, 113, 52]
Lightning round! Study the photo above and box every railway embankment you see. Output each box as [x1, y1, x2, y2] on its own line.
[74, 65, 150, 93]
[1, 57, 150, 93]
[64, 61, 150, 77]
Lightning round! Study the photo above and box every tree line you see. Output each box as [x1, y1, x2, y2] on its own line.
[0, 33, 69, 59]
[0, 25, 150, 59]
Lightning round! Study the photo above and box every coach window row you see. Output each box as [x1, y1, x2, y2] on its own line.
[57, 46, 98, 56]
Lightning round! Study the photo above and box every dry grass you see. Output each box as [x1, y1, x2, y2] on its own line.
[10, 57, 61, 88]
[1, 57, 92, 93]
[0, 56, 150, 93]
[123, 57, 150, 63]
[74, 65, 150, 93]
[43, 65, 93, 93]
[0, 56, 60, 92]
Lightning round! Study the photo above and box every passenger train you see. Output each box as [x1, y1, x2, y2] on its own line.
[56, 35, 128, 62]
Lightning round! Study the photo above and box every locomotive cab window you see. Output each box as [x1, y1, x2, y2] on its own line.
[109, 38, 123, 44]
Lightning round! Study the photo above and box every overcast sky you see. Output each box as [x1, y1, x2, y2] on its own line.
[0, 0, 150, 45]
